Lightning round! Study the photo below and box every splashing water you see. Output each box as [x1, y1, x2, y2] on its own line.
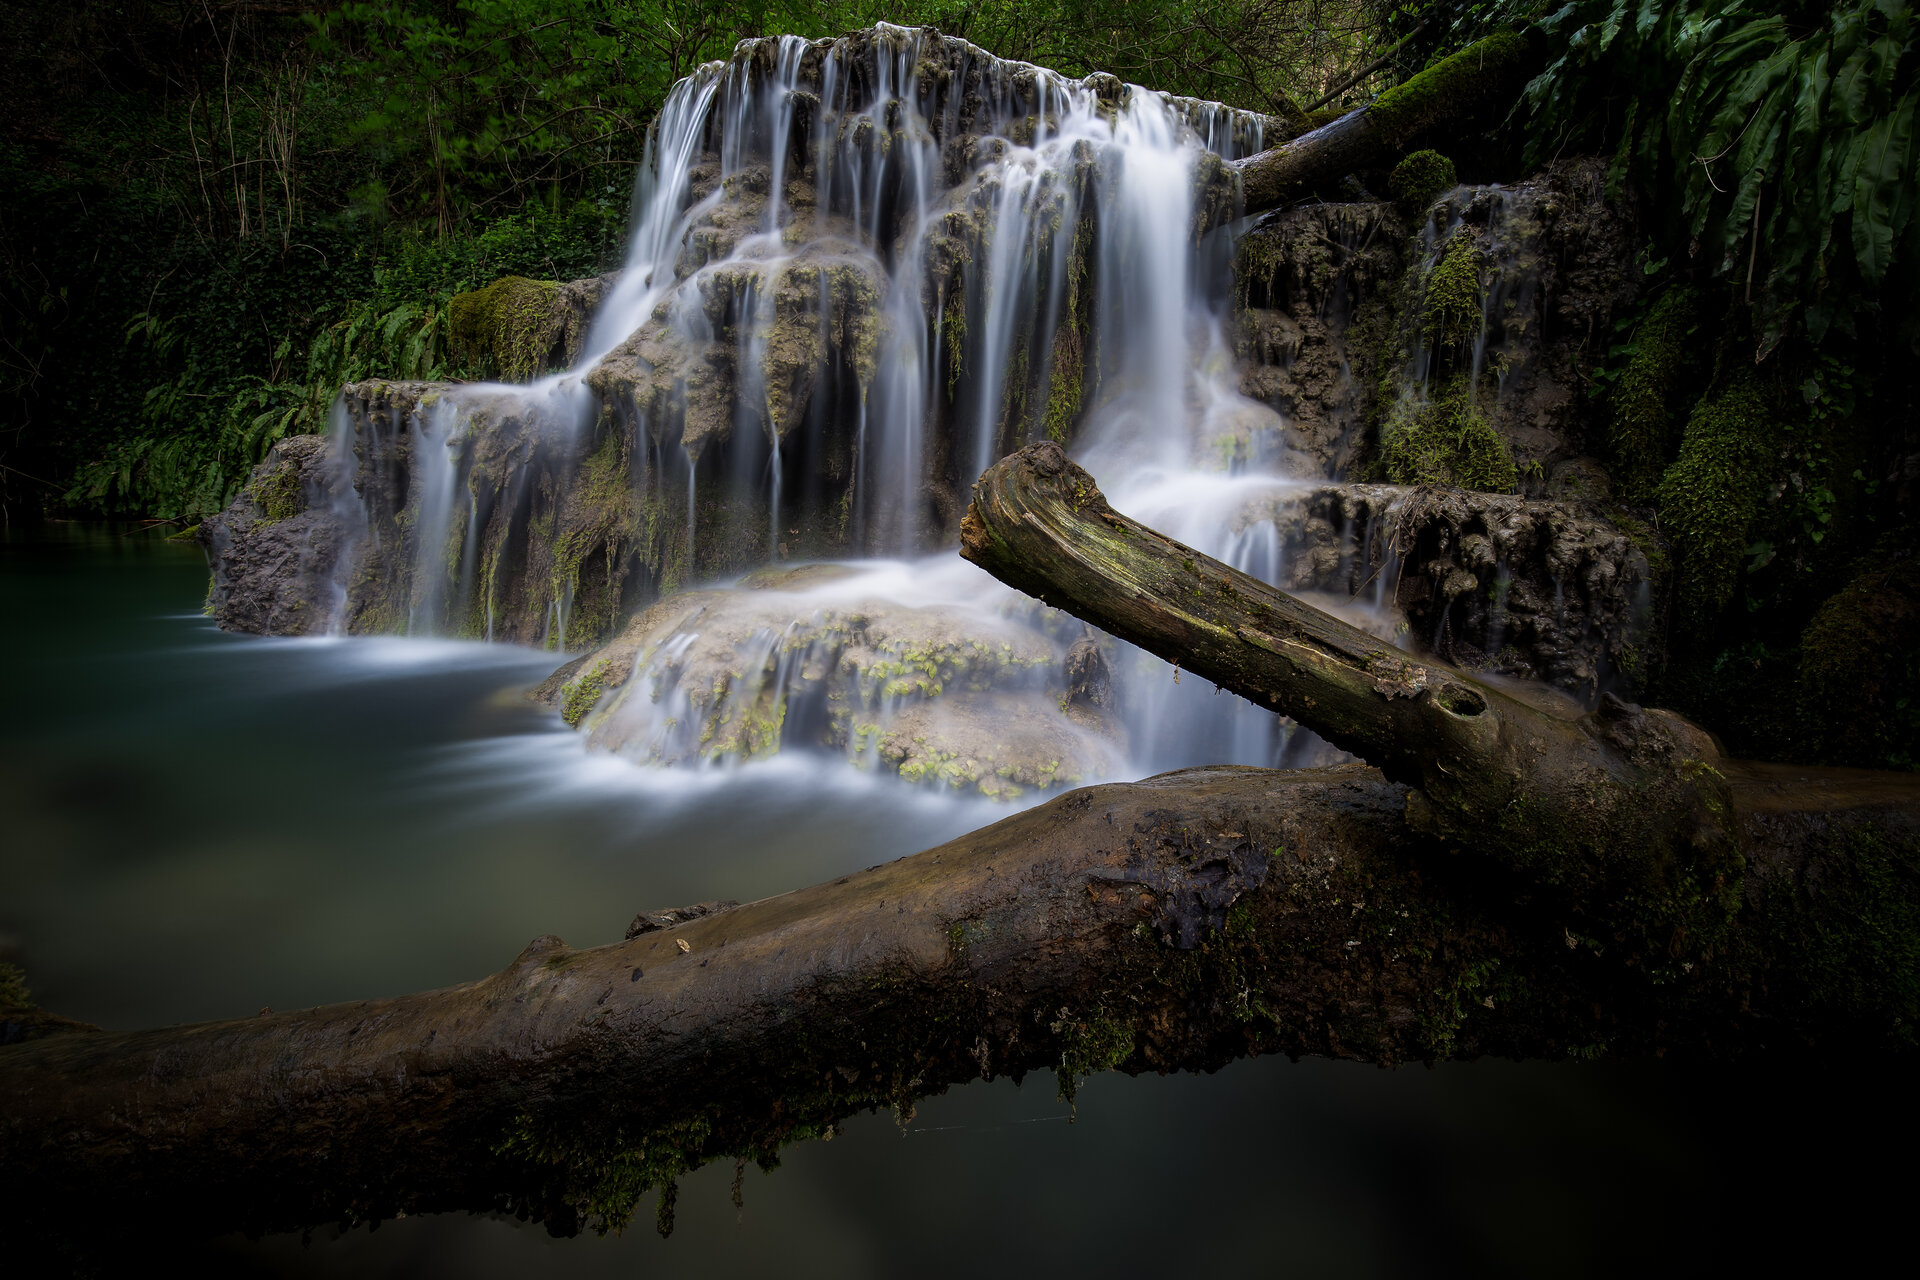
[324, 25, 1403, 790]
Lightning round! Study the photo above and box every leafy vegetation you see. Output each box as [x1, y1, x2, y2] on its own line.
[1520, 0, 1919, 358]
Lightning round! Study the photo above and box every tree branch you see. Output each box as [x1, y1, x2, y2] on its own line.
[959, 441, 1742, 962]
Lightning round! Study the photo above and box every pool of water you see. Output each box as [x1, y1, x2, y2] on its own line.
[1, 523, 1907, 1274]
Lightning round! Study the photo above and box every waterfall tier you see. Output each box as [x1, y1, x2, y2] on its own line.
[204, 27, 1659, 795]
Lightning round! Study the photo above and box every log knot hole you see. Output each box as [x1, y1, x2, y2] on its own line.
[1431, 681, 1487, 718]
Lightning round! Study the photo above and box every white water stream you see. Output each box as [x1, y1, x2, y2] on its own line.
[334, 25, 1404, 786]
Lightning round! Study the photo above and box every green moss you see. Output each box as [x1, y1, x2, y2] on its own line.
[1380, 377, 1518, 492]
[1655, 374, 1781, 625]
[1759, 823, 1920, 1047]
[496, 1109, 716, 1237]
[561, 659, 612, 728]
[448, 275, 564, 380]
[1389, 149, 1456, 211]
[246, 464, 303, 524]
[547, 429, 637, 649]
[943, 282, 967, 399]
[493, 962, 975, 1236]
[1367, 31, 1533, 143]
[1050, 1006, 1135, 1107]
[1796, 555, 1920, 769]
[1609, 287, 1701, 502]
[1422, 230, 1485, 351]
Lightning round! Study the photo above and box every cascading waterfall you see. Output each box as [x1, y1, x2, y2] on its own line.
[323, 24, 1412, 791]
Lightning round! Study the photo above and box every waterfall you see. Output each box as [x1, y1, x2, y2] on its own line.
[324, 25, 1412, 788]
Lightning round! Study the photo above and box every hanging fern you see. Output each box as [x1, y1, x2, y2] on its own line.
[1521, 0, 1918, 356]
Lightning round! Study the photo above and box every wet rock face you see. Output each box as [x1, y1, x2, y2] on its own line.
[1235, 202, 1402, 479]
[1226, 482, 1659, 701]
[1234, 158, 1640, 489]
[541, 567, 1123, 798]
[201, 434, 348, 635]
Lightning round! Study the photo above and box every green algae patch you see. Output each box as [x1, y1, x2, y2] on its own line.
[449, 276, 565, 381]
[1380, 377, 1518, 492]
[1390, 149, 1456, 212]
[561, 659, 613, 729]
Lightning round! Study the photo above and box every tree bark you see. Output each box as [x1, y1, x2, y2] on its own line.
[961, 442, 1743, 967]
[1233, 31, 1540, 217]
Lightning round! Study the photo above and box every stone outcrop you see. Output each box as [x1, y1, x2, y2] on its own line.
[542, 565, 1122, 797]
[1208, 481, 1662, 700]
[1234, 157, 1641, 490]
[200, 434, 349, 636]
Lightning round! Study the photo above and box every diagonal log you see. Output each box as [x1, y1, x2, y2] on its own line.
[960, 442, 1743, 962]
[1232, 30, 1540, 218]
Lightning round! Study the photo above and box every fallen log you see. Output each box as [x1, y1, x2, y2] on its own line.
[1233, 30, 1540, 217]
[3, 760, 1914, 1239]
[961, 442, 1742, 970]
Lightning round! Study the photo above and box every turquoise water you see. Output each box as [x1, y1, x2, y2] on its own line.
[1, 524, 1904, 1275]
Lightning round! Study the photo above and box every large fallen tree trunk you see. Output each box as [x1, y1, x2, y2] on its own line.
[3, 761, 1915, 1238]
[1232, 30, 1540, 218]
[4, 446, 1917, 1241]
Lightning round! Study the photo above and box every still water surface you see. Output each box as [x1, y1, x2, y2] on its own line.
[1, 524, 1905, 1275]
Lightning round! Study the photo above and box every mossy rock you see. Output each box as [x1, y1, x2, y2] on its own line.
[1797, 554, 1920, 769]
[244, 458, 304, 524]
[1655, 374, 1781, 626]
[1389, 149, 1456, 212]
[448, 276, 566, 380]
[1608, 286, 1702, 503]
[1380, 378, 1518, 492]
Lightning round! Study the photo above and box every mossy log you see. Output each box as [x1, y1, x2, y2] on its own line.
[960, 442, 1742, 966]
[1233, 31, 1539, 218]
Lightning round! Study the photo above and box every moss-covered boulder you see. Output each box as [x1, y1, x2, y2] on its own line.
[201, 434, 349, 636]
[1656, 374, 1783, 626]
[448, 274, 613, 381]
[1798, 553, 1920, 769]
[1389, 149, 1456, 212]
[543, 567, 1122, 798]
[1608, 286, 1702, 502]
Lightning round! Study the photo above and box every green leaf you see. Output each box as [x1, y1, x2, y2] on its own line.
[1851, 90, 1917, 281]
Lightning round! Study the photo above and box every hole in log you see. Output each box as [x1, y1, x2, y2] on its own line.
[1433, 682, 1487, 718]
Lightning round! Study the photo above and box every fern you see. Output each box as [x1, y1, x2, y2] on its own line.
[1522, 0, 1918, 355]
